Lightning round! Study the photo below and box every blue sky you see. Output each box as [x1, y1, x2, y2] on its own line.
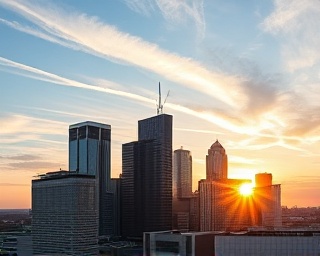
[1, 0, 320, 208]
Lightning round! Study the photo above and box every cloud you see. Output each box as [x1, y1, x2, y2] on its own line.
[174, 127, 224, 135]
[262, 0, 320, 71]
[0, 0, 240, 109]
[0, 183, 29, 187]
[0, 154, 40, 161]
[124, 0, 205, 39]
[1, 56, 319, 154]
[8, 161, 59, 170]
[1, 0, 320, 153]
[229, 156, 263, 165]
[0, 113, 67, 136]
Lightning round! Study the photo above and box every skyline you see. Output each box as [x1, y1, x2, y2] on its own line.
[1, 0, 320, 208]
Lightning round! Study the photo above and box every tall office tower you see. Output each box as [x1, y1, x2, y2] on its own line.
[32, 171, 98, 255]
[199, 179, 254, 231]
[109, 177, 122, 236]
[254, 173, 282, 227]
[172, 147, 192, 230]
[69, 121, 111, 236]
[122, 114, 173, 237]
[206, 140, 228, 180]
[173, 147, 192, 199]
[189, 191, 200, 231]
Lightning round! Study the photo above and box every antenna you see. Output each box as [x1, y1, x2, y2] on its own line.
[156, 82, 170, 115]
[157, 82, 161, 115]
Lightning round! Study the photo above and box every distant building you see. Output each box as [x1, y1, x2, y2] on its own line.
[69, 121, 111, 236]
[110, 177, 122, 236]
[254, 173, 282, 227]
[172, 147, 193, 230]
[206, 140, 228, 180]
[32, 171, 98, 255]
[122, 114, 173, 237]
[199, 179, 255, 231]
[173, 148, 192, 198]
[189, 191, 200, 232]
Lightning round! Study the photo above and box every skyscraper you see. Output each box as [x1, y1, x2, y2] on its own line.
[69, 121, 111, 236]
[199, 178, 254, 231]
[122, 114, 173, 237]
[173, 147, 192, 199]
[254, 173, 282, 227]
[206, 140, 228, 180]
[172, 147, 192, 230]
[32, 171, 98, 255]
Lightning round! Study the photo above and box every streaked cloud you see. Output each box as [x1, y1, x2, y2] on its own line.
[0, 154, 40, 161]
[0, 183, 29, 187]
[263, 0, 320, 71]
[0, 0, 245, 109]
[124, 0, 205, 39]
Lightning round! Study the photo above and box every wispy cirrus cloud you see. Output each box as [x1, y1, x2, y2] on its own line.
[0, 154, 40, 161]
[0, 0, 242, 109]
[124, 0, 206, 39]
[1, 55, 319, 153]
[263, 0, 320, 71]
[1, 0, 320, 153]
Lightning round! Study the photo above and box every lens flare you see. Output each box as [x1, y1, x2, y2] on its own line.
[239, 183, 253, 196]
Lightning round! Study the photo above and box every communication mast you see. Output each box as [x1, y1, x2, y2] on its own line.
[156, 82, 170, 115]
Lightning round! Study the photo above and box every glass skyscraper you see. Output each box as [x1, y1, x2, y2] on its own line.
[122, 114, 173, 237]
[69, 121, 111, 236]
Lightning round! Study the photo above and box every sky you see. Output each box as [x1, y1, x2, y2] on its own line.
[0, 0, 320, 209]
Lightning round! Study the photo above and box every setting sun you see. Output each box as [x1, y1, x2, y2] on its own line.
[239, 183, 254, 196]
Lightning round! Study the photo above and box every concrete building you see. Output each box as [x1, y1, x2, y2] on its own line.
[215, 230, 320, 255]
[144, 230, 320, 256]
[254, 173, 282, 227]
[199, 179, 256, 231]
[144, 230, 219, 256]
[189, 191, 200, 232]
[173, 148, 192, 198]
[122, 114, 173, 238]
[172, 147, 192, 230]
[32, 171, 98, 255]
[69, 121, 111, 236]
[206, 140, 228, 180]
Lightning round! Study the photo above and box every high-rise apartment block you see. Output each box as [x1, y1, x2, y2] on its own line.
[206, 140, 228, 180]
[32, 171, 98, 255]
[122, 114, 173, 237]
[69, 121, 111, 236]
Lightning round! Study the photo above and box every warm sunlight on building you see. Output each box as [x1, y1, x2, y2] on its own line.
[239, 183, 254, 196]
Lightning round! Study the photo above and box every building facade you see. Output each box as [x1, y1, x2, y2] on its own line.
[173, 148, 192, 199]
[215, 230, 320, 256]
[32, 172, 98, 255]
[206, 140, 228, 180]
[254, 173, 282, 227]
[122, 114, 173, 237]
[199, 179, 255, 231]
[69, 121, 111, 236]
[172, 147, 193, 231]
[144, 230, 320, 256]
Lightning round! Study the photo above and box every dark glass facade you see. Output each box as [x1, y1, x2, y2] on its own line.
[122, 114, 173, 237]
[69, 121, 111, 236]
